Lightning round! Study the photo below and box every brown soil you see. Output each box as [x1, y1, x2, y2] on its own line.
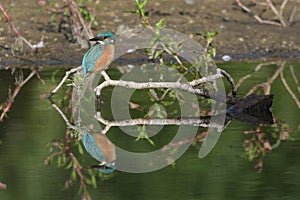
[0, 0, 299, 67]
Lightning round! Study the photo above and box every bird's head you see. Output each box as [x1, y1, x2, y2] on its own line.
[89, 31, 115, 44]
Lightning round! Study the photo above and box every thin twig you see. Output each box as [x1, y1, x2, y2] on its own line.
[236, 0, 252, 12]
[189, 71, 224, 86]
[0, 70, 36, 122]
[0, 3, 20, 37]
[236, 61, 280, 90]
[219, 69, 237, 96]
[35, 69, 46, 85]
[49, 66, 82, 98]
[235, 0, 292, 27]
[245, 61, 285, 96]
[289, 0, 300, 23]
[280, 0, 289, 17]
[289, 65, 300, 94]
[266, 0, 287, 27]
[280, 69, 300, 109]
[0, 3, 35, 49]
[253, 15, 282, 26]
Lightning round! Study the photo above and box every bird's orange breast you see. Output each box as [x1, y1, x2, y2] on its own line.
[93, 44, 114, 73]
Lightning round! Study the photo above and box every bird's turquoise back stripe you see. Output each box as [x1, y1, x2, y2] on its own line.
[100, 167, 116, 174]
[82, 43, 104, 77]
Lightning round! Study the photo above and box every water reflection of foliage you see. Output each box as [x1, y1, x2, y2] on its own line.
[236, 60, 300, 109]
[0, 140, 7, 190]
[45, 128, 115, 200]
[0, 69, 44, 122]
[243, 119, 294, 173]
[234, 60, 300, 172]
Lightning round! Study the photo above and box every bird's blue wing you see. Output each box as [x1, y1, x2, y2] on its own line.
[82, 131, 105, 162]
[82, 43, 104, 77]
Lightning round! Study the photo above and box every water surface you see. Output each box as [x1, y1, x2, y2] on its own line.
[0, 61, 299, 200]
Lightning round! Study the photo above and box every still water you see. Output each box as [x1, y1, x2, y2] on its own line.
[0, 60, 300, 200]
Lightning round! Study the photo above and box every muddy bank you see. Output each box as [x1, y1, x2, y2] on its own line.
[0, 0, 299, 68]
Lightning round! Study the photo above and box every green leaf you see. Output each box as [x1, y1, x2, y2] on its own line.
[154, 50, 164, 59]
[65, 161, 73, 169]
[155, 18, 165, 29]
[71, 167, 77, 180]
[126, 9, 139, 14]
[78, 143, 84, 155]
[91, 175, 97, 188]
[141, 0, 148, 8]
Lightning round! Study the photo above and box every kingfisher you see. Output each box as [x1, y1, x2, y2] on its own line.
[48, 31, 115, 99]
[82, 31, 115, 77]
[82, 129, 116, 174]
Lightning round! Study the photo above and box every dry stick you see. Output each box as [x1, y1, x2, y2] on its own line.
[219, 69, 237, 97]
[49, 66, 82, 98]
[289, 65, 300, 94]
[253, 15, 282, 26]
[75, 4, 93, 39]
[236, 0, 251, 12]
[266, 0, 287, 27]
[95, 72, 218, 100]
[289, 0, 300, 23]
[0, 70, 36, 122]
[96, 70, 237, 103]
[280, 69, 300, 109]
[280, 0, 289, 17]
[235, 0, 283, 26]
[35, 70, 46, 85]
[0, 3, 20, 37]
[160, 42, 186, 70]
[0, 3, 34, 49]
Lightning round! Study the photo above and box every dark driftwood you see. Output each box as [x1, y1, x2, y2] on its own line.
[226, 94, 274, 124]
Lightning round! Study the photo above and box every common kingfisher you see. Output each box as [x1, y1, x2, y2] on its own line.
[82, 129, 116, 174]
[82, 31, 115, 77]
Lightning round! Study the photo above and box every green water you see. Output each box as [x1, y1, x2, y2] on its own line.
[0, 61, 300, 200]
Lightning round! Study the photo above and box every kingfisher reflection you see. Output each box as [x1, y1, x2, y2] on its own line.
[83, 129, 116, 174]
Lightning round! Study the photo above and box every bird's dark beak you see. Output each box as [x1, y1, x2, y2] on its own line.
[90, 164, 101, 168]
[89, 36, 103, 41]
